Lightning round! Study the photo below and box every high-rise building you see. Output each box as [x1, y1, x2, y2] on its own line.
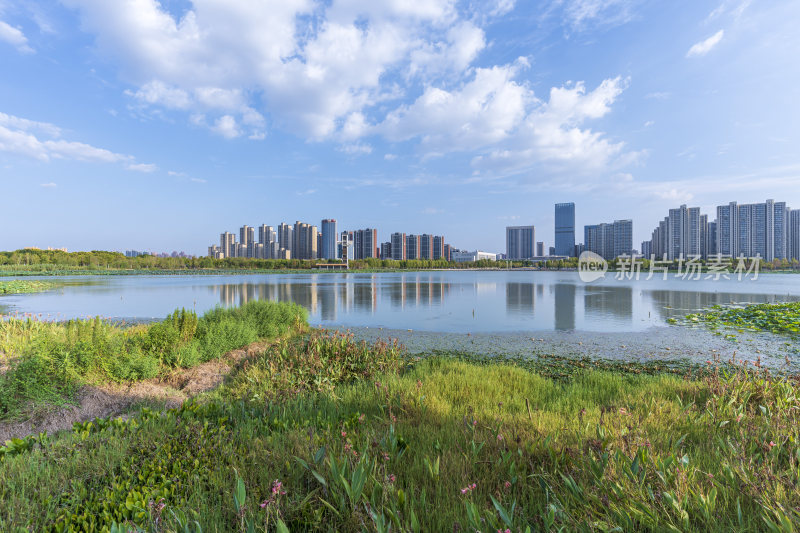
[406, 234, 421, 260]
[699, 214, 708, 259]
[613, 220, 633, 258]
[707, 221, 717, 257]
[716, 202, 739, 257]
[717, 200, 791, 261]
[353, 228, 378, 259]
[390, 232, 406, 260]
[292, 221, 318, 260]
[772, 200, 790, 261]
[584, 220, 632, 260]
[443, 244, 452, 262]
[258, 225, 276, 259]
[506, 226, 535, 260]
[432, 236, 445, 260]
[220, 231, 236, 258]
[420, 234, 434, 260]
[278, 223, 293, 257]
[641, 241, 652, 258]
[667, 205, 701, 260]
[239, 225, 254, 258]
[380, 242, 391, 259]
[321, 219, 338, 260]
[791, 210, 800, 260]
[555, 203, 576, 257]
[536, 241, 544, 257]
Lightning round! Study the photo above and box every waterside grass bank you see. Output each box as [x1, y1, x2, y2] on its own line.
[0, 301, 307, 421]
[2, 303, 800, 531]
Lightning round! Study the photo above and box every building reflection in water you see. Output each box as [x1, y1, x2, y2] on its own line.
[553, 283, 576, 330]
[584, 285, 633, 322]
[506, 282, 536, 314]
[212, 277, 800, 330]
[211, 276, 451, 320]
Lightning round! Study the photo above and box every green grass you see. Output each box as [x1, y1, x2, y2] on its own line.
[679, 302, 800, 336]
[0, 280, 59, 294]
[2, 331, 800, 532]
[0, 300, 307, 420]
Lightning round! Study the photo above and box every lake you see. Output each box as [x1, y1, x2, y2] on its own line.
[1, 271, 798, 333]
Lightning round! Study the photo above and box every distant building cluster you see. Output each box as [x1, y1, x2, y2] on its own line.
[208, 220, 488, 262]
[643, 199, 800, 261]
[125, 250, 193, 258]
[505, 203, 631, 261]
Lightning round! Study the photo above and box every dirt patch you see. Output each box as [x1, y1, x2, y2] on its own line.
[0, 338, 278, 443]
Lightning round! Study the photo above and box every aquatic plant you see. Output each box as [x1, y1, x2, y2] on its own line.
[681, 302, 800, 336]
[2, 346, 800, 531]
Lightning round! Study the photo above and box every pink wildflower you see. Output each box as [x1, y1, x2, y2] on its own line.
[504, 481, 512, 490]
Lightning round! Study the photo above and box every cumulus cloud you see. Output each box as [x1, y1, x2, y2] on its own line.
[380, 62, 529, 152]
[62, 0, 636, 180]
[211, 115, 241, 139]
[0, 110, 154, 170]
[687, 30, 724, 57]
[0, 20, 33, 53]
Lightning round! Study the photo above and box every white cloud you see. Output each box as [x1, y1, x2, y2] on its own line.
[61, 0, 499, 143]
[126, 162, 158, 172]
[62, 0, 636, 180]
[340, 142, 372, 155]
[40, 182, 57, 188]
[380, 62, 529, 152]
[384, 153, 397, 160]
[0, 112, 61, 137]
[211, 115, 240, 139]
[126, 81, 192, 110]
[45, 139, 130, 163]
[190, 177, 207, 183]
[687, 30, 724, 57]
[0, 20, 33, 53]
[0, 110, 153, 170]
[489, 0, 516, 16]
[555, 0, 638, 31]
[382, 66, 635, 178]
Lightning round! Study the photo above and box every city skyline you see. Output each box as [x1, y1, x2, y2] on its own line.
[2, 2, 799, 253]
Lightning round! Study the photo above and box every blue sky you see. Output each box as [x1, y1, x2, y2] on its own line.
[1, 0, 798, 255]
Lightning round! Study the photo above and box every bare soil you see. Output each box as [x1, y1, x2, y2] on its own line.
[0, 339, 275, 442]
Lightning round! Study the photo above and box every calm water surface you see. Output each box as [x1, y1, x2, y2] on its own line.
[2, 271, 799, 333]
